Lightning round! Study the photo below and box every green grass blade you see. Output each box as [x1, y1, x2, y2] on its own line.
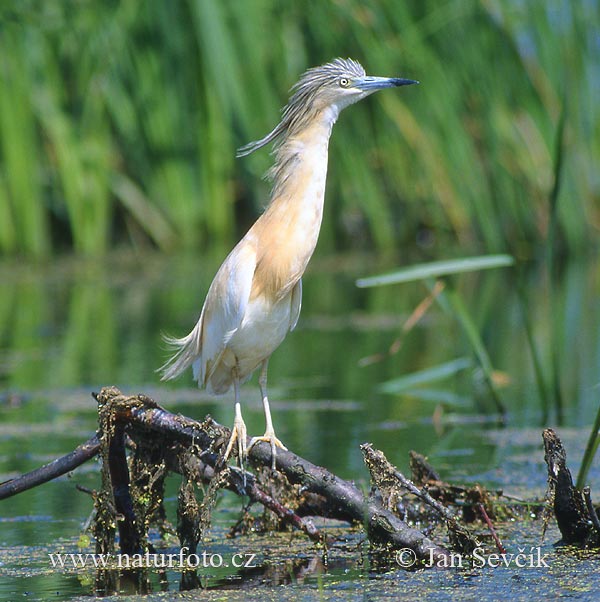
[0, 177, 16, 254]
[0, 29, 49, 256]
[396, 388, 472, 408]
[356, 255, 514, 288]
[378, 357, 473, 394]
[442, 285, 506, 415]
[576, 401, 600, 490]
[547, 99, 568, 422]
[111, 174, 176, 250]
[516, 276, 550, 420]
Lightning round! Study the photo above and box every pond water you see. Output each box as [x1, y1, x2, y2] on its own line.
[0, 250, 599, 600]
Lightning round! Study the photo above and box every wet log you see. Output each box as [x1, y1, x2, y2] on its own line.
[98, 387, 451, 562]
[0, 386, 453, 564]
[362, 443, 478, 555]
[542, 428, 600, 545]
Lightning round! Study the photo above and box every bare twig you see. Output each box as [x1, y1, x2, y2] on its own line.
[476, 503, 505, 554]
[0, 434, 101, 500]
[359, 281, 445, 367]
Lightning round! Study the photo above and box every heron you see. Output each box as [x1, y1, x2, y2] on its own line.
[160, 58, 417, 468]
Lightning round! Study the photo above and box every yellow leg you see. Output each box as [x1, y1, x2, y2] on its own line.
[223, 377, 247, 468]
[248, 359, 287, 469]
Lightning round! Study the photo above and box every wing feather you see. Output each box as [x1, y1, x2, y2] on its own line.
[159, 239, 257, 386]
[289, 278, 302, 331]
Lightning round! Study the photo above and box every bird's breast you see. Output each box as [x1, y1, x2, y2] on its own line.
[226, 292, 294, 374]
[251, 137, 329, 299]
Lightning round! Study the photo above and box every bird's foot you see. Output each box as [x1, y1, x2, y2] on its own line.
[222, 414, 248, 470]
[248, 430, 287, 470]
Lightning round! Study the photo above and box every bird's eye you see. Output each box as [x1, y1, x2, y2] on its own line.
[339, 77, 350, 88]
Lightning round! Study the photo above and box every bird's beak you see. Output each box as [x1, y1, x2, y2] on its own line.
[353, 76, 419, 91]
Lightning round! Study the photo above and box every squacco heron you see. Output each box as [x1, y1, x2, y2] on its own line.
[160, 58, 417, 468]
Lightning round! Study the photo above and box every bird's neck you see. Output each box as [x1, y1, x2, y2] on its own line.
[250, 108, 339, 298]
[268, 106, 339, 207]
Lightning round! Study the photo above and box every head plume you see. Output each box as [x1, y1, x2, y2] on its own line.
[236, 58, 366, 158]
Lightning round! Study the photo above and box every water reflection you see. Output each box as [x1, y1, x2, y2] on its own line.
[1, 252, 599, 474]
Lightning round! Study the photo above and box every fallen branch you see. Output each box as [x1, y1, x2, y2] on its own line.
[96, 387, 451, 562]
[1, 386, 452, 564]
[0, 435, 101, 500]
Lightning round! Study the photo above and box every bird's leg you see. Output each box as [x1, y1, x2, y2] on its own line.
[222, 376, 248, 469]
[248, 359, 287, 469]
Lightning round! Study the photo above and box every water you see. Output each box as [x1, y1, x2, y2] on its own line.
[0, 250, 599, 600]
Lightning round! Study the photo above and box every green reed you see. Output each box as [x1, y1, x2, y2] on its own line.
[0, 0, 596, 257]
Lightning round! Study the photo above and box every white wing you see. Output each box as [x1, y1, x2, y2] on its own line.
[160, 239, 257, 386]
[289, 278, 302, 331]
[199, 241, 257, 384]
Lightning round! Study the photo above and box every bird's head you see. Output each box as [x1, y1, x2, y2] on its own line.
[296, 57, 418, 114]
[237, 58, 418, 157]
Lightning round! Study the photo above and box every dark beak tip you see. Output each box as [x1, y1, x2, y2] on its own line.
[395, 78, 419, 87]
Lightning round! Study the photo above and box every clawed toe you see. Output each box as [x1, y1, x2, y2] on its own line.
[222, 416, 248, 470]
[248, 432, 287, 469]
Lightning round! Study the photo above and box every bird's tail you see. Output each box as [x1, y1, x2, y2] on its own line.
[158, 318, 203, 382]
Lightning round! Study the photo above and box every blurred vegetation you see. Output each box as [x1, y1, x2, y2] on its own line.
[0, 0, 597, 258]
[358, 254, 516, 415]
